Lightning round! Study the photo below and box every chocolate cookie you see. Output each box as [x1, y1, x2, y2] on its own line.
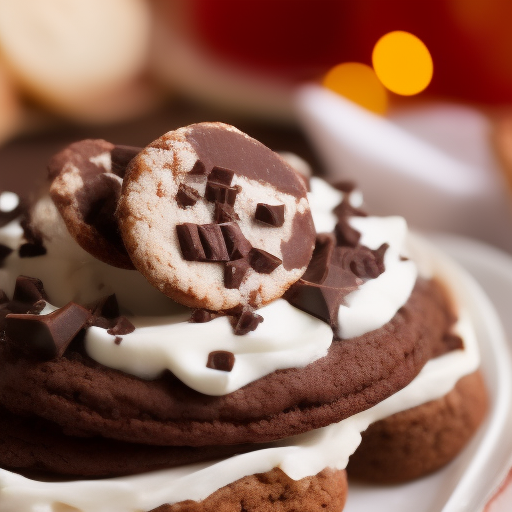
[347, 370, 488, 483]
[0, 278, 459, 447]
[150, 468, 347, 512]
[117, 123, 316, 311]
[48, 139, 140, 269]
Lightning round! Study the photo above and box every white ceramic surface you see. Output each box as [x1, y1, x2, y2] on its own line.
[345, 235, 512, 512]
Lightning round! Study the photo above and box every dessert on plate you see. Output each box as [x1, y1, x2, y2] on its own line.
[0, 123, 487, 511]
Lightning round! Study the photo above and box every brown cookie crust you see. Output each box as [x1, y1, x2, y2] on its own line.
[347, 370, 488, 483]
[150, 468, 347, 512]
[0, 278, 458, 447]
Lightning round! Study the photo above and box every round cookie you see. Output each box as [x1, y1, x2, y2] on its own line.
[347, 370, 488, 483]
[48, 139, 140, 269]
[118, 122, 315, 311]
[0, 278, 459, 447]
[150, 468, 348, 512]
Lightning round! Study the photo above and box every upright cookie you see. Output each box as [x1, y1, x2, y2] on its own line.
[117, 123, 316, 311]
[48, 139, 140, 269]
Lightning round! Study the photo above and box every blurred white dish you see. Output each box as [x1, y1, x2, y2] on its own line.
[345, 234, 512, 512]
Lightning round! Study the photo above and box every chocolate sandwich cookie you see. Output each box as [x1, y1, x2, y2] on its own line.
[347, 370, 488, 483]
[0, 278, 459, 448]
[48, 139, 141, 269]
[117, 122, 316, 311]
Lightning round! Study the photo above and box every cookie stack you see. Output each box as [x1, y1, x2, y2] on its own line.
[0, 123, 487, 511]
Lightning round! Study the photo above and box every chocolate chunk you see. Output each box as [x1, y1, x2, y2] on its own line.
[198, 224, 230, 262]
[206, 350, 235, 372]
[214, 203, 239, 224]
[301, 235, 334, 284]
[5, 302, 92, 360]
[176, 184, 201, 209]
[224, 259, 250, 289]
[114, 336, 123, 345]
[248, 248, 282, 274]
[443, 333, 464, 351]
[205, 183, 240, 206]
[335, 220, 361, 248]
[233, 309, 263, 335]
[19, 243, 47, 258]
[349, 244, 388, 279]
[110, 145, 142, 177]
[333, 199, 367, 220]
[107, 316, 135, 336]
[190, 160, 207, 175]
[176, 223, 206, 261]
[333, 181, 356, 193]
[254, 203, 285, 227]
[0, 244, 13, 266]
[219, 223, 252, 260]
[13, 276, 49, 305]
[89, 294, 120, 320]
[208, 166, 235, 186]
[190, 309, 218, 323]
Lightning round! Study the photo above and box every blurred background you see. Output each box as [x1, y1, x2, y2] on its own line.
[0, 0, 512, 250]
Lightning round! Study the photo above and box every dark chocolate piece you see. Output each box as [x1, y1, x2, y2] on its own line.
[110, 145, 142, 178]
[206, 351, 235, 372]
[443, 333, 464, 351]
[219, 223, 252, 260]
[107, 316, 135, 336]
[176, 184, 201, 209]
[214, 203, 239, 224]
[208, 166, 234, 186]
[89, 294, 120, 321]
[254, 203, 285, 227]
[335, 220, 361, 248]
[301, 235, 335, 284]
[224, 259, 250, 289]
[233, 309, 263, 336]
[19, 243, 47, 258]
[349, 244, 388, 279]
[248, 248, 282, 274]
[5, 302, 92, 360]
[333, 181, 356, 193]
[197, 224, 230, 262]
[0, 244, 13, 266]
[13, 276, 49, 305]
[190, 309, 216, 323]
[333, 199, 367, 220]
[189, 160, 206, 175]
[176, 223, 206, 261]
[204, 183, 240, 206]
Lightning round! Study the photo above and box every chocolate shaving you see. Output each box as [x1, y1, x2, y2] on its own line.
[335, 220, 361, 248]
[114, 336, 123, 345]
[190, 309, 222, 323]
[255, 203, 285, 227]
[107, 316, 135, 336]
[190, 160, 206, 175]
[197, 224, 230, 261]
[0, 244, 13, 266]
[110, 145, 142, 177]
[176, 223, 206, 261]
[233, 309, 263, 336]
[224, 259, 250, 289]
[214, 203, 239, 224]
[301, 235, 334, 284]
[208, 166, 234, 186]
[206, 350, 235, 372]
[176, 184, 201, 209]
[5, 302, 92, 360]
[13, 276, 49, 305]
[219, 223, 252, 260]
[248, 248, 282, 274]
[348, 244, 388, 279]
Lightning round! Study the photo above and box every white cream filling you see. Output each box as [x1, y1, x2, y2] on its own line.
[85, 299, 333, 396]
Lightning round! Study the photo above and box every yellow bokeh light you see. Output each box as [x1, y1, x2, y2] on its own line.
[372, 31, 433, 96]
[323, 62, 388, 115]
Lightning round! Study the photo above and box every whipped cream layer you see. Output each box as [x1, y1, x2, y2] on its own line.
[0, 242, 480, 511]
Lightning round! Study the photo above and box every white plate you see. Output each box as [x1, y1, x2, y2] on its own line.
[345, 234, 512, 512]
